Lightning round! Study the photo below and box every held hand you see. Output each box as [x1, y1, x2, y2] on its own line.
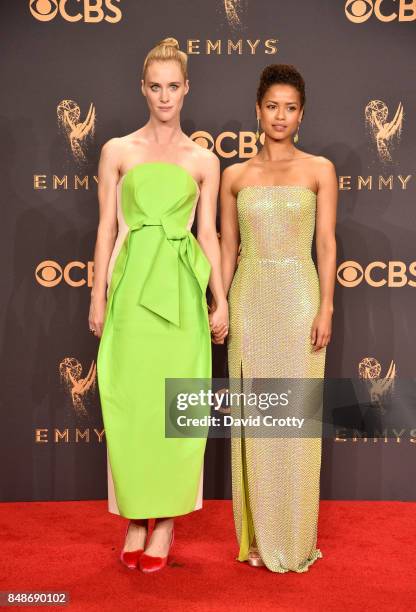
[88, 296, 106, 339]
[209, 300, 229, 345]
[310, 308, 333, 351]
[212, 331, 227, 345]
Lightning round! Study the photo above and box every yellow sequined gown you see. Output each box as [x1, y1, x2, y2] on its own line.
[227, 185, 326, 573]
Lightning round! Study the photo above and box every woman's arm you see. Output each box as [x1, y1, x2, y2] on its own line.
[311, 157, 338, 351]
[211, 164, 240, 344]
[219, 164, 240, 296]
[88, 139, 120, 338]
[195, 152, 229, 338]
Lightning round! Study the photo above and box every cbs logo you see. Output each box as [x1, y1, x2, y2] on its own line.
[29, 0, 122, 23]
[36, 260, 94, 287]
[191, 131, 265, 159]
[345, 0, 416, 23]
[337, 260, 416, 287]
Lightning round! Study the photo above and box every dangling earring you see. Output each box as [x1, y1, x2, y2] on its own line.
[255, 116, 260, 142]
[294, 124, 300, 144]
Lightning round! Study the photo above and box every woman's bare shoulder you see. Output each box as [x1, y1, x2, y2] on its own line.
[296, 152, 336, 187]
[304, 152, 336, 171]
[100, 134, 136, 159]
[100, 136, 123, 156]
[188, 139, 219, 168]
[311, 155, 337, 187]
[98, 138, 126, 175]
[222, 159, 251, 181]
[100, 132, 149, 173]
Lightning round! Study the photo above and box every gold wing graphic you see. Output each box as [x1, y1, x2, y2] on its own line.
[224, 0, 242, 27]
[66, 102, 96, 141]
[369, 360, 396, 405]
[70, 360, 96, 400]
[377, 102, 403, 141]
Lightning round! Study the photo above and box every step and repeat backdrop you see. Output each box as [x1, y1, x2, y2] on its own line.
[1, 0, 415, 503]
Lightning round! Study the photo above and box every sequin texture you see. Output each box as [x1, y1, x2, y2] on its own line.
[227, 185, 326, 573]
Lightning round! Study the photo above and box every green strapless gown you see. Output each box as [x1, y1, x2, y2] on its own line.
[97, 162, 212, 519]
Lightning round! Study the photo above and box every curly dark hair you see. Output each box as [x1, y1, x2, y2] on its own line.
[257, 64, 306, 108]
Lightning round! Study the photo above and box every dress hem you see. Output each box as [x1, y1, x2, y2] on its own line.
[236, 548, 323, 573]
[107, 505, 203, 520]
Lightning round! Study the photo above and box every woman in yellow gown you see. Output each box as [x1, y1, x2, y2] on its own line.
[216, 64, 337, 572]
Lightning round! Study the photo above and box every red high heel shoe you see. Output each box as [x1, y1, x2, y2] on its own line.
[120, 520, 147, 570]
[139, 528, 174, 573]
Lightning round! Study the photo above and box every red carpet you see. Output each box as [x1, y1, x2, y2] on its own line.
[1, 500, 415, 611]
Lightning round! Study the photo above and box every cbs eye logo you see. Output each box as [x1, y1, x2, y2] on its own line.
[337, 261, 364, 287]
[345, 0, 416, 23]
[36, 260, 94, 287]
[337, 260, 416, 287]
[345, 0, 373, 22]
[29, 0, 122, 23]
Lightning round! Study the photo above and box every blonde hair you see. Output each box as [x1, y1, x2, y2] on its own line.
[142, 37, 188, 81]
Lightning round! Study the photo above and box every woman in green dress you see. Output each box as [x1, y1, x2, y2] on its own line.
[88, 38, 228, 573]
[215, 64, 337, 572]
